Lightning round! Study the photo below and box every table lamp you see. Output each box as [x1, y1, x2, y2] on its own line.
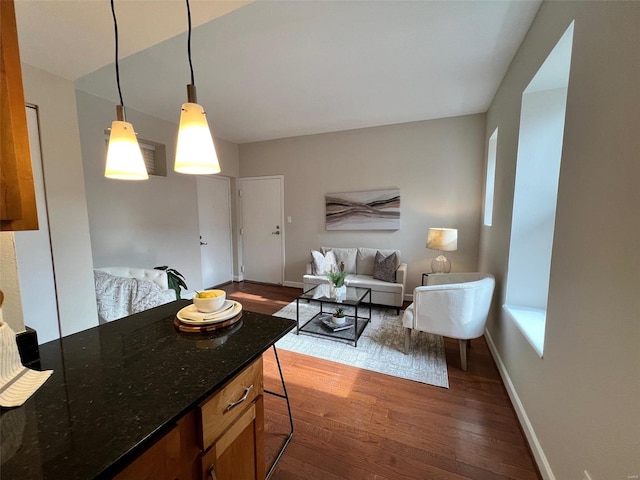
[426, 228, 458, 273]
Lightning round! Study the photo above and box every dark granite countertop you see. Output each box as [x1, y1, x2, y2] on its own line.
[0, 300, 295, 480]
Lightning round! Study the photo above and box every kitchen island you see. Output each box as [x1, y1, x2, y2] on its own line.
[0, 300, 295, 479]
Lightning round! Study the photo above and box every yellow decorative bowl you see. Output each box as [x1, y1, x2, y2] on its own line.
[193, 289, 226, 313]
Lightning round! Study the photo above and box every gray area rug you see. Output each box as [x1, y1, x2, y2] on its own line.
[273, 301, 449, 388]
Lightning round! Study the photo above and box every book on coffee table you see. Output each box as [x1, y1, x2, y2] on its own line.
[319, 315, 355, 332]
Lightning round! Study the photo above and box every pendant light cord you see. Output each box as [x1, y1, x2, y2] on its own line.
[186, 0, 195, 85]
[110, 0, 125, 118]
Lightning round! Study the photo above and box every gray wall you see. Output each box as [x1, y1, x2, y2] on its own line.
[480, 1, 640, 478]
[76, 91, 240, 294]
[20, 64, 98, 337]
[238, 114, 486, 293]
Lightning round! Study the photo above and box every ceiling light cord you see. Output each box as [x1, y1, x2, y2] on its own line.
[110, 0, 125, 120]
[104, 0, 148, 180]
[174, 0, 220, 175]
[186, 0, 195, 86]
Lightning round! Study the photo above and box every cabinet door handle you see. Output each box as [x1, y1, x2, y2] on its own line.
[208, 465, 218, 480]
[226, 384, 253, 411]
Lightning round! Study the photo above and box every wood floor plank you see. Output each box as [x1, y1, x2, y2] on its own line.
[220, 282, 541, 479]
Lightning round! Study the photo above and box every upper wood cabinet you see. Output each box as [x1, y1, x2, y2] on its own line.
[1, 0, 38, 231]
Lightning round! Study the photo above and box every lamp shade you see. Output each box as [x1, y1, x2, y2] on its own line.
[426, 228, 458, 251]
[174, 102, 221, 175]
[105, 120, 148, 180]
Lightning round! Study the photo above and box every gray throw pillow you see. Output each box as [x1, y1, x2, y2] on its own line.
[373, 251, 397, 283]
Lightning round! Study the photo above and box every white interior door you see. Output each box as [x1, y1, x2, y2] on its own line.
[197, 176, 233, 289]
[14, 106, 60, 344]
[239, 176, 284, 285]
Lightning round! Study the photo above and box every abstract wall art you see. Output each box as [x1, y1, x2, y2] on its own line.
[325, 188, 400, 230]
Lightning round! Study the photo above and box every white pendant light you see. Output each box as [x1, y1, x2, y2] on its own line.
[105, 106, 148, 180]
[175, 87, 221, 174]
[174, 0, 221, 175]
[104, 0, 148, 181]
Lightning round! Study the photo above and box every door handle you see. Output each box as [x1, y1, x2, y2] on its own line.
[208, 465, 218, 480]
[271, 231, 280, 235]
[226, 385, 253, 411]
[200, 241, 208, 245]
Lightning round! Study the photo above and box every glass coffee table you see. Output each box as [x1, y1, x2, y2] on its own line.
[296, 284, 372, 347]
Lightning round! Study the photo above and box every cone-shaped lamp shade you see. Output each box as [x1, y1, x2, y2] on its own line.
[174, 102, 221, 175]
[105, 120, 148, 180]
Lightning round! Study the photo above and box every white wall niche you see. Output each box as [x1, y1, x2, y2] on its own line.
[504, 22, 574, 356]
[483, 127, 498, 227]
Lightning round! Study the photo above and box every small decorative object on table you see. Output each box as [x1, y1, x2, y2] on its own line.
[332, 307, 347, 324]
[320, 313, 354, 332]
[174, 298, 243, 333]
[326, 267, 348, 301]
[193, 289, 226, 312]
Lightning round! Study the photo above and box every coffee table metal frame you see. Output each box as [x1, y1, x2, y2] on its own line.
[296, 285, 372, 347]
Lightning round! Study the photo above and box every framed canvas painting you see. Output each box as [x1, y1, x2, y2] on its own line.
[325, 188, 400, 230]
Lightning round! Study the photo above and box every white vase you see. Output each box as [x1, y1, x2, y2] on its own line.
[334, 285, 346, 302]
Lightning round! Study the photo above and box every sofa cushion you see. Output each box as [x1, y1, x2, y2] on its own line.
[357, 248, 400, 275]
[321, 247, 357, 273]
[373, 251, 397, 283]
[303, 274, 332, 287]
[311, 250, 337, 275]
[345, 275, 404, 294]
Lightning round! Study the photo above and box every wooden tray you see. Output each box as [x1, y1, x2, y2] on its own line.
[174, 312, 243, 333]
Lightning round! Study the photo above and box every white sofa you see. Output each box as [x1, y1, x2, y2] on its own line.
[303, 247, 407, 313]
[93, 267, 176, 323]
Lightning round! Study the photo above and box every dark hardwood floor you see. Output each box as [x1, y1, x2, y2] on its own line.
[220, 282, 541, 480]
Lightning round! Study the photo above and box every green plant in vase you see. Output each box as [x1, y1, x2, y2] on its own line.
[332, 307, 347, 325]
[327, 269, 348, 301]
[326, 270, 348, 288]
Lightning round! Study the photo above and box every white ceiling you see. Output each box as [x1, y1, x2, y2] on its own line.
[15, 0, 542, 144]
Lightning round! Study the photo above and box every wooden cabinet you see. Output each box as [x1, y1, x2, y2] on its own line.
[200, 396, 265, 480]
[114, 410, 200, 480]
[198, 357, 265, 480]
[114, 424, 183, 480]
[115, 357, 265, 480]
[0, 0, 38, 231]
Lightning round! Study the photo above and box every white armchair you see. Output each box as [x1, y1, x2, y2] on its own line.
[402, 273, 495, 371]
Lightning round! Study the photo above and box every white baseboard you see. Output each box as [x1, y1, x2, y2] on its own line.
[233, 275, 243, 282]
[484, 330, 555, 480]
